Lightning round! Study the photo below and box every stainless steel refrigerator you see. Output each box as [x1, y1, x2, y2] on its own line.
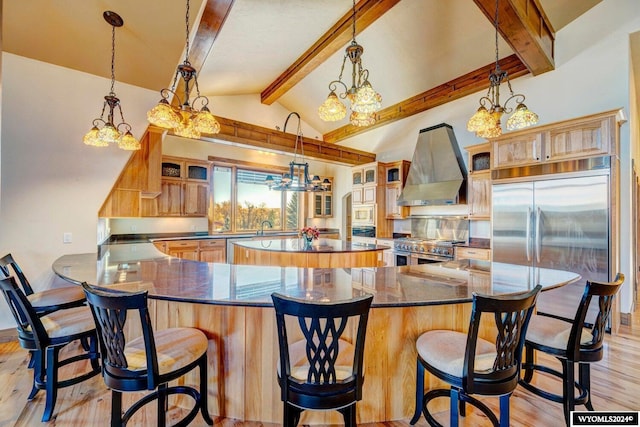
[492, 172, 610, 322]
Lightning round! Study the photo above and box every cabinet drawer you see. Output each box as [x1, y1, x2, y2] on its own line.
[167, 240, 199, 250]
[199, 239, 225, 248]
[456, 247, 491, 261]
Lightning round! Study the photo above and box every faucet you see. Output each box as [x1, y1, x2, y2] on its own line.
[258, 220, 273, 236]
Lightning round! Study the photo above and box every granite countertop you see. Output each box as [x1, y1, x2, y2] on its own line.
[106, 229, 340, 244]
[54, 243, 579, 308]
[232, 238, 387, 253]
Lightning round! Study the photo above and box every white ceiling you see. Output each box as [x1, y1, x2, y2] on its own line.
[2, 0, 601, 138]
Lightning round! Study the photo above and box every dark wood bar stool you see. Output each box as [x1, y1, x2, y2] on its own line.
[0, 276, 100, 422]
[0, 253, 86, 316]
[410, 285, 541, 427]
[82, 282, 213, 427]
[271, 292, 373, 426]
[519, 274, 624, 426]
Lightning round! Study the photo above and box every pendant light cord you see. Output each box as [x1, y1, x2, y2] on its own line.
[494, 0, 500, 73]
[109, 24, 116, 96]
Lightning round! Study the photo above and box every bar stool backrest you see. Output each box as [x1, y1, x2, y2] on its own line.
[0, 276, 47, 350]
[0, 254, 34, 295]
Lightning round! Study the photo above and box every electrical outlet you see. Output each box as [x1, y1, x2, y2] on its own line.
[63, 232, 72, 243]
[130, 225, 138, 232]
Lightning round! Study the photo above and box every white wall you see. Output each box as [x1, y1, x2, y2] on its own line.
[0, 54, 158, 328]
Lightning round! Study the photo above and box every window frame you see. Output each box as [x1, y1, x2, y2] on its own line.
[210, 158, 304, 233]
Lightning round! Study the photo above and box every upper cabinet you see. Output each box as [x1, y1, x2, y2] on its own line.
[492, 110, 619, 170]
[384, 160, 410, 219]
[154, 156, 211, 217]
[311, 178, 333, 218]
[465, 143, 491, 220]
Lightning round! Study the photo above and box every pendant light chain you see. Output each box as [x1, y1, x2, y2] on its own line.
[185, 0, 191, 64]
[109, 24, 116, 96]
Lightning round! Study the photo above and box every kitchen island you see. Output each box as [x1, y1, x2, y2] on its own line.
[232, 237, 387, 268]
[53, 243, 580, 424]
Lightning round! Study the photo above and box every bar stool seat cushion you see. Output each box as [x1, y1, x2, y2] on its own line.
[416, 330, 497, 377]
[525, 315, 593, 351]
[124, 328, 208, 375]
[279, 338, 355, 382]
[27, 286, 86, 311]
[34, 305, 96, 339]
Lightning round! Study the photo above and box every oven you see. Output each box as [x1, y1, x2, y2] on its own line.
[409, 252, 452, 265]
[352, 226, 376, 238]
[394, 251, 410, 266]
[352, 204, 375, 226]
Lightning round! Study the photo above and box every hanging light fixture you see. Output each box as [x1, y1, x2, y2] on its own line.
[318, 0, 382, 127]
[466, 0, 538, 138]
[147, 0, 220, 139]
[83, 11, 140, 150]
[265, 112, 330, 192]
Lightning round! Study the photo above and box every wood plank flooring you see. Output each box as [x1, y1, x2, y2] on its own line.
[1, 309, 639, 426]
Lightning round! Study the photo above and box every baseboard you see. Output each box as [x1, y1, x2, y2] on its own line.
[0, 328, 17, 343]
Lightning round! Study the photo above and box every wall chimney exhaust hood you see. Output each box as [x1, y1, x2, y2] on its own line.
[397, 123, 467, 206]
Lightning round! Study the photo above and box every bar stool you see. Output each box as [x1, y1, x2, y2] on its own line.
[0, 276, 100, 422]
[271, 292, 373, 426]
[82, 282, 213, 427]
[410, 285, 541, 427]
[519, 274, 624, 426]
[0, 253, 86, 316]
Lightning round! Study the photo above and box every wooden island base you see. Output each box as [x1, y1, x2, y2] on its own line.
[151, 298, 478, 424]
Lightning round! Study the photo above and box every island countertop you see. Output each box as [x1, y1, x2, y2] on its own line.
[51, 243, 581, 424]
[232, 237, 387, 253]
[53, 243, 579, 308]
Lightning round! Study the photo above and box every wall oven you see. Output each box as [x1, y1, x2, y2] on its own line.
[352, 204, 375, 226]
[352, 226, 376, 238]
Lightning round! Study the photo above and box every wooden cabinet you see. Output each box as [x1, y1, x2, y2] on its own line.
[543, 116, 614, 162]
[311, 178, 333, 218]
[166, 240, 199, 260]
[465, 143, 491, 219]
[155, 156, 211, 217]
[352, 162, 381, 205]
[492, 133, 543, 169]
[455, 247, 491, 261]
[492, 110, 619, 170]
[363, 186, 376, 204]
[352, 187, 363, 204]
[384, 160, 410, 219]
[198, 239, 226, 263]
[156, 238, 227, 263]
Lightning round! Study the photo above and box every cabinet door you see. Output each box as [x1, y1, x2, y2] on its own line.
[158, 180, 183, 216]
[468, 171, 491, 219]
[183, 182, 208, 216]
[493, 133, 543, 169]
[352, 170, 363, 185]
[385, 183, 406, 219]
[363, 186, 376, 204]
[313, 194, 323, 217]
[167, 240, 199, 260]
[363, 165, 377, 185]
[199, 240, 226, 263]
[323, 194, 333, 217]
[352, 187, 363, 204]
[544, 117, 612, 162]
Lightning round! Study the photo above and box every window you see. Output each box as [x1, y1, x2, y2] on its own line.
[212, 163, 302, 233]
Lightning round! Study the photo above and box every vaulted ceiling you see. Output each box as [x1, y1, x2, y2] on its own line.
[3, 0, 600, 146]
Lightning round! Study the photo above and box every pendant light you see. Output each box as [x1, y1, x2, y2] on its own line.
[147, 0, 220, 139]
[466, 0, 538, 138]
[318, 0, 382, 127]
[83, 11, 140, 150]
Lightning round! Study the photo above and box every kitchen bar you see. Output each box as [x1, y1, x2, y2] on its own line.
[52, 243, 579, 424]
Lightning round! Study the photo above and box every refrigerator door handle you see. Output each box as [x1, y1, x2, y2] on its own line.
[535, 207, 542, 263]
[526, 207, 532, 262]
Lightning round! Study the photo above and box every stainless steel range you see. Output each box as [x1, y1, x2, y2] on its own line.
[393, 217, 469, 265]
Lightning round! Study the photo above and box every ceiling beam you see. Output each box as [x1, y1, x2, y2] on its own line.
[173, 0, 235, 108]
[323, 54, 528, 144]
[210, 116, 376, 166]
[472, 0, 555, 75]
[260, 0, 401, 105]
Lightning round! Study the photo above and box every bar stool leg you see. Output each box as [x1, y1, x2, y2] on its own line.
[450, 388, 459, 427]
[410, 360, 425, 424]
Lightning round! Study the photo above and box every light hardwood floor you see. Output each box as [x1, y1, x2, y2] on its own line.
[1, 308, 639, 426]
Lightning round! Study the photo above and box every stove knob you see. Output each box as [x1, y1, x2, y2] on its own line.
[419, 247, 424, 252]
[412, 245, 418, 251]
